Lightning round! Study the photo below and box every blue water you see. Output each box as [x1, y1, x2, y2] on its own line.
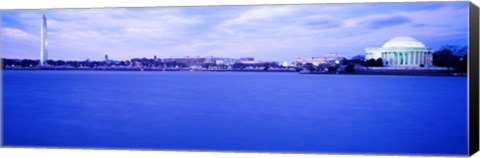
[2, 71, 468, 155]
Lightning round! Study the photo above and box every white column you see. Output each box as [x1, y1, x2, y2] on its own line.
[387, 52, 392, 66]
[398, 52, 405, 65]
[397, 52, 400, 66]
[388, 52, 391, 66]
[420, 52, 423, 65]
[404, 52, 407, 65]
[426, 52, 430, 66]
[407, 52, 411, 66]
[420, 51, 425, 65]
[392, 52, 395, 66]
[418, 52, 422, 65]
[398, 52, 401, 65]
[396, 52, 399, 66]
[388, 52, 392, 66]
[392, 52, 394, 66]
[389, 52, 392, 66]
[384, 52, 387, 66]
[400, 52, 403, 65]
[405, 52, 408, 65]
[409, 52, 413, 66]
[395, 52, 398, 66]
[412, 52, 415, 66]
[427, 52, 430, 66]
[382, 52, 386, 66]
[386, 52, 389, 66]
[418, 52, 421, 65]
[411, 52, 415, 66]
[415, 52, 418, 66]
[424, 52, 427, 65]
[401, 52, 404, 65]
[383, 52, 386, 66]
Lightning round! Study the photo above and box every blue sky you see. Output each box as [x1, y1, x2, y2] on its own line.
[1, 2, 469, 62]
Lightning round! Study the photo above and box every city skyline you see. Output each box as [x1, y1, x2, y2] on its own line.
[1, 2, 469, 61]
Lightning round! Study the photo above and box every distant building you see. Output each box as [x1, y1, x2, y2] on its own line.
[40, 14, 48, 65]
[234, 57, 278, 65]
[239, 57, 254, 61]
[296, 57, 324, 66]
[365, 36, 433, 67]
[296, 53, 343, 66]
[214, 58, 237, 66]
[156, 56, 277, 68]
[162, 57, 207, 67]
[105, 54, 109, 61]
[204, 56, 215, 64]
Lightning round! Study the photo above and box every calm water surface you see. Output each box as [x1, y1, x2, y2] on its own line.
[2, 71, 468, 155]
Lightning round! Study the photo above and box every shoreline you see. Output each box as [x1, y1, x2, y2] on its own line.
[1, 68, 466, 77]
[304, 71, 466, 77]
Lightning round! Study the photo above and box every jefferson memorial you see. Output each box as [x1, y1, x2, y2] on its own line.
[365, 36, 433, 67]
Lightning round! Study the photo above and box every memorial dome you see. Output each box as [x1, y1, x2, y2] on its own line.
[382, 36, 426, 48]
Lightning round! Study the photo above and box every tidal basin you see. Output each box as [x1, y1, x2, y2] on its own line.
[3, 71, 468, 155]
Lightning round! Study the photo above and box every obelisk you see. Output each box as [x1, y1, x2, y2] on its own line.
[40, 14, 48, 65]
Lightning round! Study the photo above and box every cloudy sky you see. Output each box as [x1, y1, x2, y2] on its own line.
[1, 2, 469, 62]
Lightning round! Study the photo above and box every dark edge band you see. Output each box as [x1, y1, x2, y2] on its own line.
[469, 1, 480, 156]
[0, 11, 3, 147]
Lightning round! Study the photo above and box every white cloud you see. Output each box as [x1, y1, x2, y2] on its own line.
[225, 6, 294, 25]
[2, 27, 36, 41]
[216, 6, 297, 34]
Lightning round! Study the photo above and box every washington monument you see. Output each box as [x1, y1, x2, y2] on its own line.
[40, 14, 48, 65]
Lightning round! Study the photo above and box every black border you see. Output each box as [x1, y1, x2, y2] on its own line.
[469, 1, 479, 156]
